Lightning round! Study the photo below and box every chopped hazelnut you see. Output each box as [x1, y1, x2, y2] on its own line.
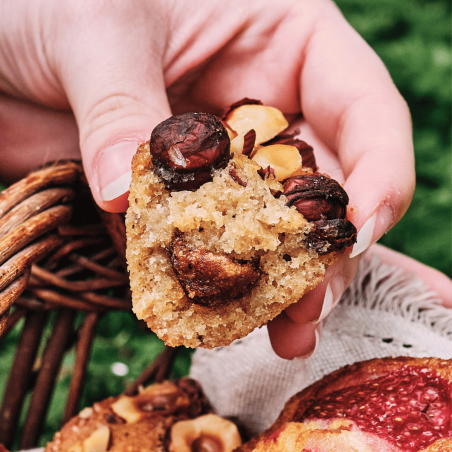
[78, 407, 94, 419]
[82, 426, 110, 452]
[225, 104, 288, 145]
[111, 381, 188, 422]
[251, 144, 302, 181]
[169, 414, 242, 452]
[230, 130, 256, 156]
[264, 134, 317, 171]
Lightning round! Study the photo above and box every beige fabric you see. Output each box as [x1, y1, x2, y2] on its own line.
[189, 254, 452, 435]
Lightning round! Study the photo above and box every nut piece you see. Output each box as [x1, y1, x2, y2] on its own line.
[168, 230, 261, 306]
[305, 219, 357, 254]
[225, 104, 288, 145]
[283, 174, 349, 221]
[111, 381, 189, 423]
[230, 129, 256, 156]
[150, 112, 231, 191]
[265, 134, 317, 171]
[251, 144, 302, 181]
[169, 414, 242, 452]
[78, 407, 94, 419]
[82, 426, 110, 452]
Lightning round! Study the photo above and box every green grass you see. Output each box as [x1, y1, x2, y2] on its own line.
[0, 0, 450, 446]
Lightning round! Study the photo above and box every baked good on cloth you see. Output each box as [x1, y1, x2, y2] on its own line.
[45, 378, 241, 452]
[126, 99, 357, 348]
[236, 356, 452, 452]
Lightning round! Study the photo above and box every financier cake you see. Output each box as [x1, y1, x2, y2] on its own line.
[126, 99, 357, 348]
[45, 378, 242, 452]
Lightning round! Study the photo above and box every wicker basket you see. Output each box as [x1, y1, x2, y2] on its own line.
[0, 161, 175, 449]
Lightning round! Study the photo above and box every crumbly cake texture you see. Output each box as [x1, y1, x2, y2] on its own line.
[126, 142, 337, 349]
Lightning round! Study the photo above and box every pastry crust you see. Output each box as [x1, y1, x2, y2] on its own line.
[238, 357, 452, 452]
[126, 143, 337, 348]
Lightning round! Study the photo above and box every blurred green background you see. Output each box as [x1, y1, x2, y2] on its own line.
[0, 0, 451, 446]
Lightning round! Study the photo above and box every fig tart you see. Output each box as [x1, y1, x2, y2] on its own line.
[237, 356, 452, 452]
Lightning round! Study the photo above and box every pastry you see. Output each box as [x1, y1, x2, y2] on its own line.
[45, 378, 241, 452]
[126, 99, 356, 348]
[237, 356, 452, 452]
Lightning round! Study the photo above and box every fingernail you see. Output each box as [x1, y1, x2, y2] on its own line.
[311, 276, 344, 324]
[97, 141, 138, 201]
[350, 205, 394, 258]
[350, 212, 376, 258]
[296, 327, 320, 360]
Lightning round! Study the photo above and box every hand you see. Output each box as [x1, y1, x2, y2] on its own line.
[268, 244, 452, 358]
[0, 0, 415, 358]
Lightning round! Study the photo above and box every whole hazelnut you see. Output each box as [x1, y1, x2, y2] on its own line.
[168, 230, 261, 306]
[306, 219, 357, 254]
[150, 112, 230, 191]
[283, 174, 348, 221]
[191, 435, 222, 452]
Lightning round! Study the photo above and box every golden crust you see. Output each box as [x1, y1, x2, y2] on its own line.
[126, 143, 337, 349]
[45, 379, 211, 452]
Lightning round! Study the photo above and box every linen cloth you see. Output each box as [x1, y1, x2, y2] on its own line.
[189, 253, 452, 436]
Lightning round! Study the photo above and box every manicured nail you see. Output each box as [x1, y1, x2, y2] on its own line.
[350, 205, 394, 258]
[296, 327, 320, 360]
[98, 141, 138, 201]
[311, 276, 344, 324]
[350, 212, 376, 258]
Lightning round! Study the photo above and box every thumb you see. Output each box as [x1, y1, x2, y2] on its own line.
[78, 80, 171, 213]
[54, 5, 172, 213]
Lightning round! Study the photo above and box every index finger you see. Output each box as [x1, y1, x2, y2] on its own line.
[300, 1, 415, 256]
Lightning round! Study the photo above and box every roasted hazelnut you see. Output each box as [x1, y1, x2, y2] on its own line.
[191, 435, 223, 452]
[283, 174, 348, 221]
[265, 133, 317, 171]
[305, 219, 357, 254]
[111, 381, 189, 422]
[150, 112, 230, 191]
[221, 98, 263, 119]
[224, 104, 288, 146]
[251, 144, 302, 181]
[230, 129, 257, 156]
[169, 414, 242, 452]
[228, 162, 247, 187]
[257, 165, 275, 180]
[138, 392, 179, 413]
[168, 230, 261, 306]
[176, 378, 213, 418]
[82, 426, 110, 452]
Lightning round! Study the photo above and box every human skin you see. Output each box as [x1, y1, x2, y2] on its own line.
[0, 0, 419, 358]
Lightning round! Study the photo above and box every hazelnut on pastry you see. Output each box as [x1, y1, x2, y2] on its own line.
[44, 378, 241, 452]
[237, 357, 452, 452]
[126, 99, 356, 348]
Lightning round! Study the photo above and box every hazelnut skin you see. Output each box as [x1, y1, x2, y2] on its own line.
[150, 112, 231, 191]
[283, 174, 348, 221]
